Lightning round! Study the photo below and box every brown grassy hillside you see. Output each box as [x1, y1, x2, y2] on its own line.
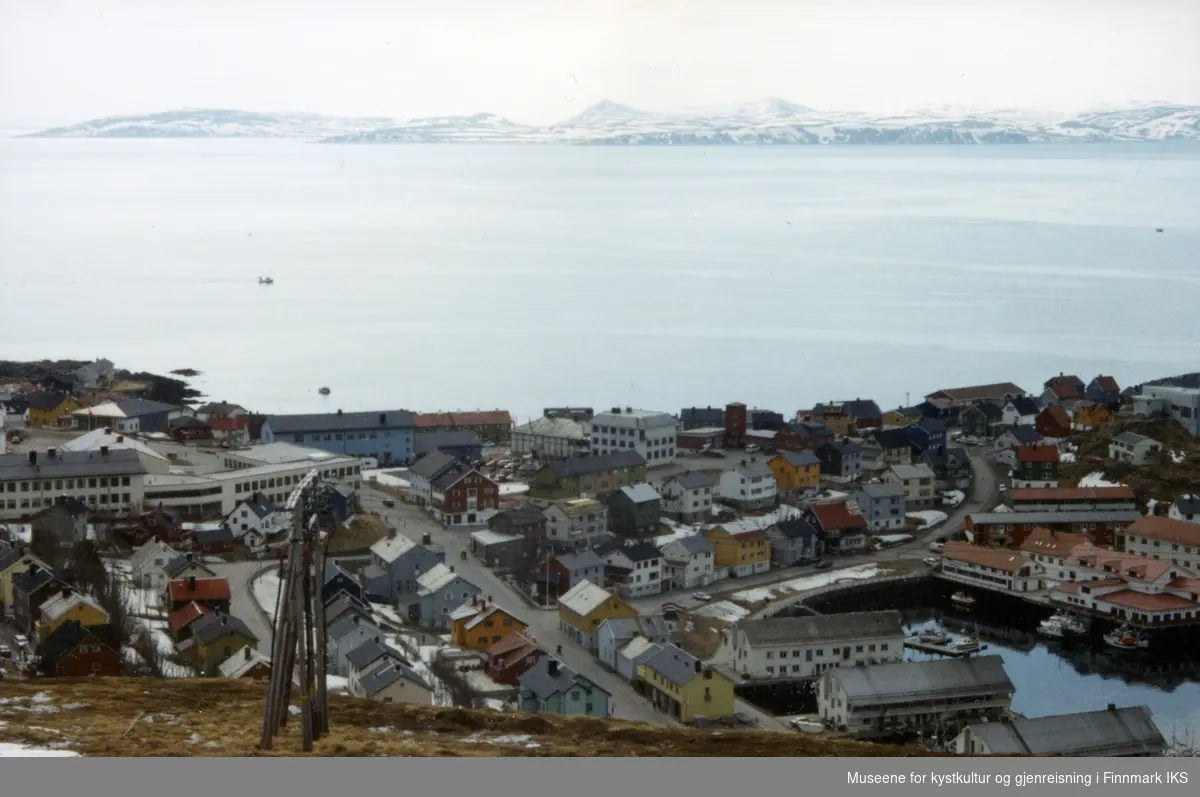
[0, 678, 935, 757]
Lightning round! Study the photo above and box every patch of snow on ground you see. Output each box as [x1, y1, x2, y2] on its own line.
[1060, 451, 1077, 463]
[692, 600, 750, 623]
[370, 604, 408, 629]
[485, 698, 508, 711]
[326, 675, 349, 694]
[731, 564, 882, 604]
[368, 726, 395, 733]
[731, 588, 775, 603]
[499, 482, 528, 496]
[252, 571, 282, 622]
[364, 468, 410, 489]
[876, 533, 914, 545]
[941, 490, 966, 507]
[1146, 499, 1158, 516]
[1079, 471, 1124, 488]
[0, 743, 79, 757]
[906, 511, 948, 529]
[992, 504, 1013, 513]
[1171, 450, 1186, 464]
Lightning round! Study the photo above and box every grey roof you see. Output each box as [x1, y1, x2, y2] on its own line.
[430, 460, 479, 491]
[1009, 425, 1043, 443]
[668, 534, 715, 555]
[776, 450, 820, 467]
[265, 409, 415, 434]
[345, 638, 409, 671]
[322, 560, 356, 586]
[190, 612, 258, 645]
[856, 483, 906, 500]
[870, 428, 910, 449]
[823, 439, 861, 456]
[1174, 495, 1200, 515]
[189, 526, 234, 545]
[967, 402, 1004, 420]
[680, 407, 725, 425]
[553, 550, 605, 572]
[116, 398, 178, 417]
[814, 399, 881, 421]
[1114, 431, 1157, 446]
[619, 483, 661, 504]
[770, 518, 820, 541]
[829, 655, 1013, 702]
[964, 706, 1165, 756]
[169, 415, 209, 429]
[409, 450, 460, 480]
[0, 448, 148, 481]
[616, 542, 662, 563]
[947, 447, 971, 467]
[26, 391, 67, 411]
[415, 430, 482, 455]
[739, 611, 903, 646]
[601, 614, 669, 642]
[1008, 397, 1041, 416]
[548, 450, 646, 479]
[324, 593, 372, 623]
[359, 659, 431, 695]
[518, 657, 608, 701]
[494, 505, 545, 527]
[915, 418, 947, 434]
[242, 491, 278, 519]
[163, 555, 216, 579]
[732, 459, 774, 478]
[671, 470, 715, 490]
[968, 509, 1142, 525]
[642, 644, 704, 687]
[327, 613, 381, 641]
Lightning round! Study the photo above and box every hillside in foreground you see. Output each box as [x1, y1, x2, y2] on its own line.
[0, 679, 931, 757]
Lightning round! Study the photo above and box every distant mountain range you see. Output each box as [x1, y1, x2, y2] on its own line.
[23, 100, 1200, 145]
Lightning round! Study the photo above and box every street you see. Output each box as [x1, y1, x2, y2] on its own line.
[208, 559, 277, 654]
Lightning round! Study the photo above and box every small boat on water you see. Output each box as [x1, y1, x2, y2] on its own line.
[258, 276, 274, 285]
[1104, 625, 1149, 651]
[1038, 611, 1088, 640]
[952, 634, 981, 653]
[919, 628, 951, 645]
[318, 387, 331, 395]
[950, 591, 976, 610]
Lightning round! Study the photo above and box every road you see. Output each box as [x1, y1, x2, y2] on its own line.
[209, 559, 276, 654]
[355, 488, 675, 727]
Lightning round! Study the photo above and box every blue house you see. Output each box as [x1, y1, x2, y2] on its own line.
[261, 409, 416, 465]
[517, 657, 612, 717]
[414, 430, 483, 462]
[902, 418, 947, 457]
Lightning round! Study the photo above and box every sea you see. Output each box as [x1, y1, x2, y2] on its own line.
[1, 139, 1198, 420]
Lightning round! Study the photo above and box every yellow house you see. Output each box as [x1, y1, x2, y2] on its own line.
[882, 408, 921, 428]
[0, 549, 52, 609]
[557, 579, 637, 650]
[1072, 400, 1111, 430]
[703, 525, 770, 577]
[36, 589, 110, 641]
[449, 600, 528, 652]
[638, 643, 736, 723]
[768, 451, 821, 497]
[185, 612, 260, 672]
[26, 392, 82, 428]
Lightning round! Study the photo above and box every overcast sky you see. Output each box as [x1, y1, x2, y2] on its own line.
[2, 0, 1198, 126]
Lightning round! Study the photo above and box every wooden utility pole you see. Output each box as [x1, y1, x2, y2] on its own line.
[259, 469, 335, 751]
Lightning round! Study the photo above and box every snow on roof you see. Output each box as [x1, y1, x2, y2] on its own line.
[218, 646, 271, 678]
[370, 533, 417, 563]
[40, 591, 107, 623]
[59, 427, 169, 462]
[558, 579, 615, 617]
[469, 529, 521, 546]
[417, 563, 461, 593]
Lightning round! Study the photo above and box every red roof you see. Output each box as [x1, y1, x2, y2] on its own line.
[1095, 375, 1120, 394]
[167, 600, 212, 630]
[809, 501, 868, 531]
[1010, 486, 1134, 502]
[1102, 590, 1197, 612]
[167, 577, 231, 603]
[1127, 516, 1200, 547]
[1050, 383, 1082, 400]
[1039, 405, 1072, 430]
[1018, 445, 1060, 463]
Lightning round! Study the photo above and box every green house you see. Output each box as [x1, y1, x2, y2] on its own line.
[962, 403, 1004, 440]
[528, 452, 647, 502]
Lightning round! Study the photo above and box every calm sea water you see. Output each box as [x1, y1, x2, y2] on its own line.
[2, 140, 1198, 419]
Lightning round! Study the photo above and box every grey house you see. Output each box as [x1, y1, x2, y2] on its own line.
[597, 615, 671, 673]
[954, 706, 1166, 757]
[1109, 432, 1163, 466]
[606, 483, 662, 540]
[362, 532, 445, 602]
[765, 517, 822, 567]
[325, 593, 374, 627]
[398, 563, 482, 628]
[816, 439, 863, 482]
[552, 549, 605, 595]
[345, 638, 411, 696]
[326, 613, 385, 676]
[517, 657, 612, 717]
[851, 483, 908, 532]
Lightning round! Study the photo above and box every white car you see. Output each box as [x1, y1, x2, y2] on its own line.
[745, 445, 760, 454]
[691, 592, 713, 602]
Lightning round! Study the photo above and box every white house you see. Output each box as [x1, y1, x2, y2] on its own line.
[882, 463, 937, 509]
[358, 658, 434, 706]
[225, 491, 289, 550]
[599, 541, 664, 598]
[818, 657, 1014, 739]
[727, 612, 905, 681]
[1121, 516, 1200, 574]
[588, 407, 678, 467]
[1001, 397, 1041, 428]
[596, 615, 670, 674]
[657, 534, 716, 589]
[718, 458, 778, 511]
[543, 498, 608, 544]
[1109, 432, 1163, 466]
[129, 539, 179, 592]
[659, 471, 715, 523]
[511, 416, 589, 460]
[1169, 496, 1199, 524]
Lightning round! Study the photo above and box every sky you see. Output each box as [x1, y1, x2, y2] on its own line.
[1, 0, 1198, 126]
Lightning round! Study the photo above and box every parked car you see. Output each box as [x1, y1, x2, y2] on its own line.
[814, 560, 833, 570]
[692, 592, 713, 602]
[382, 499, 395, 508]
[13, 635, 28, 650]
[702, 449, 726, 458]
[0, 645, 11, 660]
[745, 445, 760, 454]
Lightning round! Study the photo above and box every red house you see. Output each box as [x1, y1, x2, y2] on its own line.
[724, 402, 747, 449]
[431, 467, 499, 526]
[166, 576, 232, 613]
[35, 620, 123, 677]
[1036, 405, 1073, 439]
[218, 645, 272, 680]
[184, 526, 235, 555]
[167, 600, 213, 641]
[485, 632, 546, 685]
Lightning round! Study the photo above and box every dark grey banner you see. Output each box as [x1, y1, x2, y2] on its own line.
[2, 757, 1196, 796]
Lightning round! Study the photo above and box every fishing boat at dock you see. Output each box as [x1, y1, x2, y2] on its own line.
[1104, 625, 1150, 651]
[950, 591, 976, 610]
[1038, 611, 1088, 640]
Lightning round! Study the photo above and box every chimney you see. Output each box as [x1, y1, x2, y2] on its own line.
[1108, 703, 1116, 711]
[421, 533, 432, 546]
[105, 427, 112, 435]
[548, 660, 559, 675]
[185, 552, 193, 563]
[354, 615, 360, 625]
[62, 586, 72, 599]
[694, 660, 702, 674]
[611, 407, 620, 414]
[47, 448, 56, 459]
[625, 407, 632, 414]
[337, 409, 343, 416]
[472, 596, 478, 607]
[100, 445, 109, 457]
[449, 566, 455, 573]
[28, 450, 37, 467]
[221, 615, 229, 626]
[379, 413, 387, 426]
[188, 575, 196, 591]
[116, 436, 123, 443]
[244, 646, 252, 661]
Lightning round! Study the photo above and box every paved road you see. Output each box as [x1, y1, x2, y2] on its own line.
[209, 559, 276, 654]
[355, 488, 674, 727]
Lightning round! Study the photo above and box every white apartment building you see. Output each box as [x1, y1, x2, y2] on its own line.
[882, 463, 937, 509]
[657, 534, 716, 589]
[718, 458, 777, 511]
[659, 471, 715, 523]
[1121, 516, 1200, 574]
[543, 498, 609, 544]
[1, 448, 149, 521]
[727, 611, 905, 681]
[589, 407, 677, 467]
[1134, 385, 1200, 437]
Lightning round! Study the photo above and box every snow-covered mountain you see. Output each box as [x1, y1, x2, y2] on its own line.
[23, 101, 1200, 144]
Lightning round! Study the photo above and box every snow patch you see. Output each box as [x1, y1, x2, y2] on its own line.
[691, 601, 750, 623]
[0, 743, 79, 757]
[1079, 471, 1125, 488]
[1171, 450, 1186, 464]
[731, 564, 883, 604]
[906, 511, 948, 529]
[941, 490, 966, 507]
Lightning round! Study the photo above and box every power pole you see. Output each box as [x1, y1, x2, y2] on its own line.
[259, 469, 335, 751]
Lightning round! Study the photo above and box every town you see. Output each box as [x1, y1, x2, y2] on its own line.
[2, 360, 1199, 757]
